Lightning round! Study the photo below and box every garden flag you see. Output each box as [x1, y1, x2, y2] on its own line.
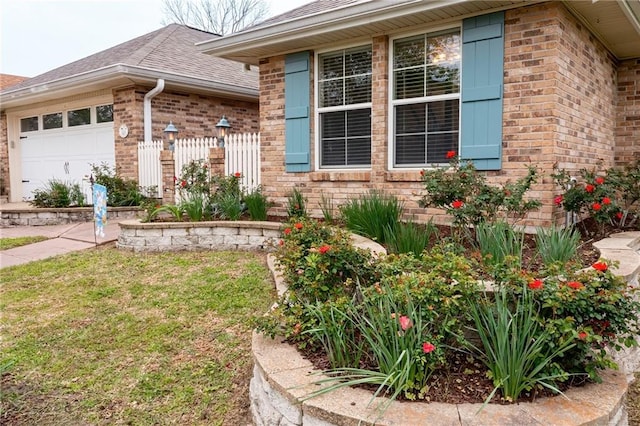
[93, 184, 107, 238]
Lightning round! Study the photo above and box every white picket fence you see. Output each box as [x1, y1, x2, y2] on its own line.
[137, 133, 261, 200]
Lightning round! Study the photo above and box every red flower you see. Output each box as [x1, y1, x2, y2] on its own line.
[234, 172, 241, 178]
[578, 331, 588, 340]
[399, 315, 413, 331]
[294, 222, 303, 230]
[452, 200, 464, 209]
[585, 184, 595, 193]
[446, 150, 457, 159]
[420, 170, 425, 176]
[318, 245, 331, 254]
[283, 228, 291, 235]
[180, 180, 187, 188]
[602, 197, 611, 205]
[592, 261, 608, 272]
[567, 281, 584, 290]
[554, 195, 563, 206]
[595, 176, 605, 185]
[616, 212, 624, 220]
[422, 342, 436, 354]
[173, 176, 178, 182]
[279, 239, 284, 246]
[592, 202, 601, 211]
[528, 279, 544, 290]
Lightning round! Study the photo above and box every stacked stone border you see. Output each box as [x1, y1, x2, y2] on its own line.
[0, 206, 140, 226]
[252, 232, 640, 426]
[116, 220, 282, 252]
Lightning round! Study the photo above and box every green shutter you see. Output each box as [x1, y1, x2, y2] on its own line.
[461, 11, 504, 170]
[285, 52, 311, 172]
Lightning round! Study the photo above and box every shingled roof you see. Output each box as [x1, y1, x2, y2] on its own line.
[246, 0, 363, 30]
[3, 24, 258, 95]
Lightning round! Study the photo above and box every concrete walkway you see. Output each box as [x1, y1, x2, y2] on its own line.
[0, 221, 121, 268]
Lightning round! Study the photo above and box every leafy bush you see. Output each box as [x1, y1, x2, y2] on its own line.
[535, 225, 580, 265]
[339, 190, 403, 244]
[419, 158, 540, 239]
[91, 163, 149, 207]
[211, 173, 244, 220]
[553, 161, 639, 236]
[30, 179, 85, 207]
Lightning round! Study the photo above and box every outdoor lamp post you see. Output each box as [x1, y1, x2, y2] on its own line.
[215, 115, 231, 148]
[163, 121, 178, 151]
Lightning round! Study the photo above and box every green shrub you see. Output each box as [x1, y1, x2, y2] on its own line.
[535, 225, 580, 265]
[339, 190, 403, 244]
[211, 174, 244, 220]
[91, 163, 149, 206]
[30, 179, 85, 208]
[319, 191, 335, 224]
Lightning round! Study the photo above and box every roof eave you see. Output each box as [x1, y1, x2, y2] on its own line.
[0, 65, 258, 110]
[197, 0, 467, 63]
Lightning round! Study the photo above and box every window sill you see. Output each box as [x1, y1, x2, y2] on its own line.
[385, 171, 423, 182]
[310, 171, 371, 182]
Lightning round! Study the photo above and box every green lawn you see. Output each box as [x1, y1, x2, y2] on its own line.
[0, 236, 49, 250]
[0, 247, 276, 425]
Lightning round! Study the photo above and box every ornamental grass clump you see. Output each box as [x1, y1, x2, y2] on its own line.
[339, 190, 404, 244]
[383, 219, 437, 257]
[474, 221, 524, 268]
[535, 225, 580, 265]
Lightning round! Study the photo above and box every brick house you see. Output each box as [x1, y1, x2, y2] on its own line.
[0, 24, 259, 203]
[199, 0, 639, 227]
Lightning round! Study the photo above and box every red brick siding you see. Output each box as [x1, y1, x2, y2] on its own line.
[616, 59, 640, 165]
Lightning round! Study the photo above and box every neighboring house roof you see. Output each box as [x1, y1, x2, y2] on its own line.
[198, 0, 640, 64]
[1, 24, 259, 109]
[0, 74, 29, 90]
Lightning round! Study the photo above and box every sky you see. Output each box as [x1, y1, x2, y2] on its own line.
[0, 0, 311, 78]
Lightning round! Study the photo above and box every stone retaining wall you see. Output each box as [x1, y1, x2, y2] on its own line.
[0, 207, 140, 226]
[116, 220, 282, 252]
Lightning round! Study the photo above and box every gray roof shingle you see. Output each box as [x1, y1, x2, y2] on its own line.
[249, 0, 364, 29]
[3, 24, 258, 93]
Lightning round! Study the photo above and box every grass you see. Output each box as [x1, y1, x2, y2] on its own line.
[0, 246, 276, 425]
[0, 236, 49, 250]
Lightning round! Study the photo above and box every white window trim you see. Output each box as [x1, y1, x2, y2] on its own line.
[314, 43, 373, 171]
[387, 25, 462, 171]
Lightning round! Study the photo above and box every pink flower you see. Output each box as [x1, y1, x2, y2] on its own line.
[592, 202, 601, 211]
[452, 200, 464, 209]
[318, 245, 331, 254]
[585, 184, 595, 193]
[528, 279, 544, 290]
[595, 176, 605, 185]
[554, 195, 563, 206]
[446, 150, 457, 159]
[294, 222, 303, 230]
[602, 197, 611, 205]
[399, 316, 413, 331]
[567, 281, 584, 290]
[422, 342, 436, 354]
[592, 261, 608, 272]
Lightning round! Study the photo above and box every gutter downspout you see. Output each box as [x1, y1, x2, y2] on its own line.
[144, 79, 165, 142]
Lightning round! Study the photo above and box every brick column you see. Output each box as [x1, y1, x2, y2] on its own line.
[209, 147, 225, 178]
[160, 150, 175, 205]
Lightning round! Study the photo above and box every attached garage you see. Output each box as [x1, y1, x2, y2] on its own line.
[13, 102, 115, 202]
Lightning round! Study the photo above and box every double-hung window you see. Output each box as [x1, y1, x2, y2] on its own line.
[317, 45, 372, 168]
[392, 29, 461, 167]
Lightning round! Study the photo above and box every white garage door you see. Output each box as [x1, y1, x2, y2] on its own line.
[20, 107, 115, 203]
[21, 126, 115, 202]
